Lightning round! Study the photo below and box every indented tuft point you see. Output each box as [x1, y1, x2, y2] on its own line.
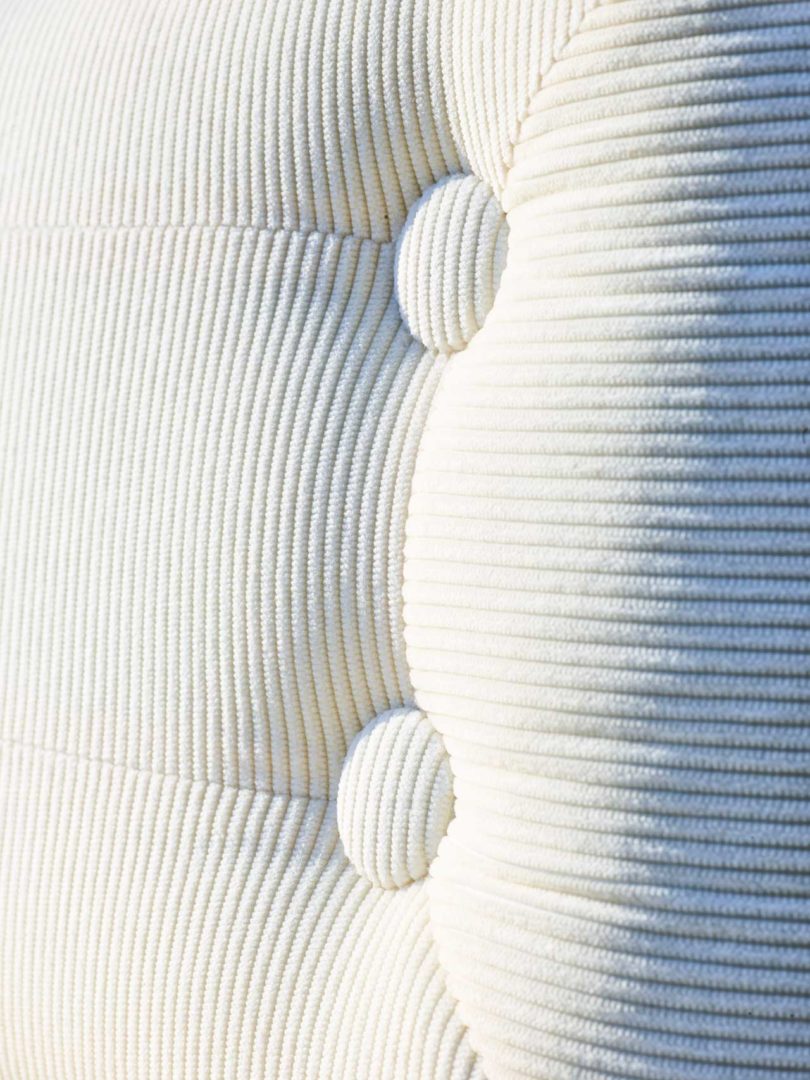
[337, 707, 454, 889]
[395, 174, 509, 354]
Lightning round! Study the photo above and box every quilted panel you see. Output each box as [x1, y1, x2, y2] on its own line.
[2, 0, 809, 1077]
[406, 1, 810, 1076]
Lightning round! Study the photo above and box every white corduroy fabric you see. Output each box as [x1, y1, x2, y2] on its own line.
[337, 707, 454, 889]
[2, 0, 810, 1078]
[406, 2, 810, 1077]
[395, 175, 509, 354]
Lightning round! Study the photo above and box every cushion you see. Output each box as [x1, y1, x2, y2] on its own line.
[1, 0, 809, 1077]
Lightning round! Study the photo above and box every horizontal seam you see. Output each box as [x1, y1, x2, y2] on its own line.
[0, 220, 391, 246]
[0, 732, 332, 803]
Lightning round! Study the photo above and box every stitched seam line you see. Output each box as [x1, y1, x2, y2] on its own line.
[0, 220, 390, 246]
[502, 0, 606, 187]
[0, 733, 333, 803]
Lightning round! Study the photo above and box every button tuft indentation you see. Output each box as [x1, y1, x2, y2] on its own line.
[395, 174, 508, 354]
[337, 708, 454, 889]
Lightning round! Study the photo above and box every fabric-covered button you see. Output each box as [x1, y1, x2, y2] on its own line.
[395, 174, 509, 354]
[337, 707, 454, 889]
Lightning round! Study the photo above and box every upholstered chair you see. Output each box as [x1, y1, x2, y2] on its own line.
[1, 1, 809, 1077]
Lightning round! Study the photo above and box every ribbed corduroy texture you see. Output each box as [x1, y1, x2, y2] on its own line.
[0, 0, 544, 1073]
[0, 742, 478, 1080]
[337, 707, 454, 888]
[395, 175, 509, 354]
[0, 222, 436, 795]
[406, 1, 810, 1077]
[3, 0, 810, 1078]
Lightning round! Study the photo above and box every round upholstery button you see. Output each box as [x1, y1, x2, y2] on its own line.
[337, 707, 454, 889]
[395, 174, 508, 354]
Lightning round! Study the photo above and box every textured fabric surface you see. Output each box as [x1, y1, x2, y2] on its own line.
[395, 175, 509, 354]
[337, 707, 454, 888]
[2, 0, 810, 1078]
[0, 743, 475, 1080]
[405, 1, 810, 1077]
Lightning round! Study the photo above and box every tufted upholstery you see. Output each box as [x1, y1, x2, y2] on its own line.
[2, 1, 810, 1078]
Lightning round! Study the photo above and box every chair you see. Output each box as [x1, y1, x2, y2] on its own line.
[1, 1, 809, 1076]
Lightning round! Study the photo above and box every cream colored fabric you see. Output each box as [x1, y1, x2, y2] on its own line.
[0, 0, 566, 1075]
[395, 176, 509, 354]
[2, 0, 810, 1078]
[337, 708, 454, 889]
[406, 2, 810, 1077]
